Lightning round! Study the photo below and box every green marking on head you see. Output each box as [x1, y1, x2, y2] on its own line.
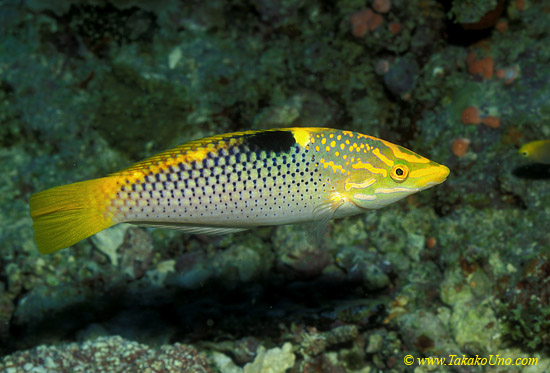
[346, 141, 450, 209]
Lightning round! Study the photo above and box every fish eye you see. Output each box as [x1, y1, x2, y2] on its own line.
[390, 164, 409, 183]
[521, 151, 528, 157]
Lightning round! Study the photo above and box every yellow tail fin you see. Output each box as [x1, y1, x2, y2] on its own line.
[30, 177, 118, 254]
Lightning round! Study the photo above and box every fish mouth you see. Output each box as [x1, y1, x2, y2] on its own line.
[419, 165, 450, 188]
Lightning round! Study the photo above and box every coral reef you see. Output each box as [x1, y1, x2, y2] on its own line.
[0, 335, 210, 372]
[1, 0, 550, 370]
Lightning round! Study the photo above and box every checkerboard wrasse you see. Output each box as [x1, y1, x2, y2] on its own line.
[30, 128, 450, 254]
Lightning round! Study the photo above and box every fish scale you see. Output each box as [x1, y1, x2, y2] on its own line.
[30, 127, 450, 254]
[111, 132, 341, 228]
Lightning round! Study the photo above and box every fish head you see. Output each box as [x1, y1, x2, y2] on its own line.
[518, 140, 550, 165]
[345, 139, 450, 209]
[519, 142, 534, 159]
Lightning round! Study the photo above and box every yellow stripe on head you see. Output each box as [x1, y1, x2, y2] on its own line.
[352, 161, 388, 177]
[382, 141, 430, 164]
[372, 148, 394, 167]
[345, 178, 376, 191]
[409, 166, 442, 179]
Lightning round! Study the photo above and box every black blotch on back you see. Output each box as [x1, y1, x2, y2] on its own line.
[242, 131, 295, 153]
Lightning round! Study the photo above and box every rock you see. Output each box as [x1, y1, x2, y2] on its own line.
[244, 343, 295, 373]
[0, 336, 210, 372]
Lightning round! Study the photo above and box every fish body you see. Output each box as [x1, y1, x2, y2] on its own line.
[519, 140, 550, 164]
[30, 128, 450, 254]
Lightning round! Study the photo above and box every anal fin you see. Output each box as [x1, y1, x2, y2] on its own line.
[129, 221, 249, 236]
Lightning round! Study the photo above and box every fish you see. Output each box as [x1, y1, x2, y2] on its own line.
[519, 140, 550, 164]
[30, 128, 450, 254]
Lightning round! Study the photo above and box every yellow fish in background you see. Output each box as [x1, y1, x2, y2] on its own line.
[30, 128, 450, 254]
[519, 140, 550, 164]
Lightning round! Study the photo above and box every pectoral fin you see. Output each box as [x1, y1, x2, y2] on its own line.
[309, 193, 347, 244]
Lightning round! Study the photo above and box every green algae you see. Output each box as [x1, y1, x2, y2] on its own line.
[497, 254, 550, 351]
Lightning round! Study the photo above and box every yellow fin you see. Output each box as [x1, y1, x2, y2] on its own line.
[29, 177, 117, 254]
